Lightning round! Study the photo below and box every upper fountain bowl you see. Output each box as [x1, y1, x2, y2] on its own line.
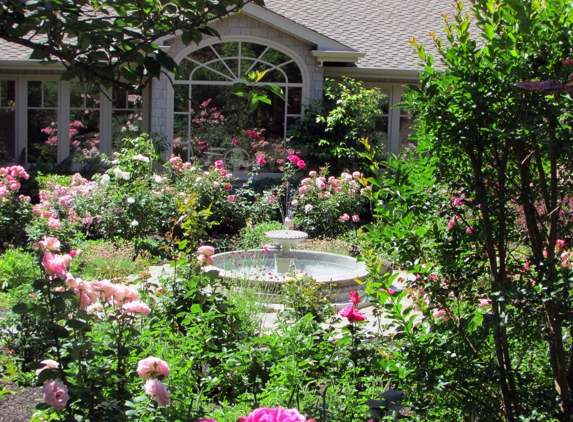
[264, 230, 308, 246]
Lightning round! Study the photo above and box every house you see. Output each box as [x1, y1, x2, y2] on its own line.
[0, 0, 451, 170]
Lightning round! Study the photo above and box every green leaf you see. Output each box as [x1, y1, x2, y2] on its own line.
[484, 23, 495, 40]
[60, 70, 77, 81]
[143, 57, 161, 78]
[12, 302, 36, 314]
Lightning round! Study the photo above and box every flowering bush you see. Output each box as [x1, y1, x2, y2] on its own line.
[0, 165, 32, 247]
[290, 168, 367, 238]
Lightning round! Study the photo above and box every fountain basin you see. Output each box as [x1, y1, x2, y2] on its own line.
[206, 249, 367, 287]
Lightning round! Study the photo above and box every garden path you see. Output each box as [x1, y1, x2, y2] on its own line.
[135, 264, 418, 336]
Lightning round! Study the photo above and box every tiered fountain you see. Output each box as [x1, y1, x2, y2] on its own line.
[207, 229, 368, 303]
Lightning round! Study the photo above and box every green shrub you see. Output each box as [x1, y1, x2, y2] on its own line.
[236, 220, 284, 250]
[0, 248, 36, 290]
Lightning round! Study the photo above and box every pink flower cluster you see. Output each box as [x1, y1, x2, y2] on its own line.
[287, 154, 306, 169]
[35, 236, 149, 313]
[33, 173, 100, 228]
[199, 407, 314, 422]
[197, 245, 215, 266]
[137, 357, 170, 406]
[0, 165, 29, 201]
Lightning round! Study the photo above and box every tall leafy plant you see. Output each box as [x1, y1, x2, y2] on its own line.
[365, 0, 573, 420]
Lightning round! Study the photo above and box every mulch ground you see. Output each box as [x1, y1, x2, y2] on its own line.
[0, 381, 42, 422]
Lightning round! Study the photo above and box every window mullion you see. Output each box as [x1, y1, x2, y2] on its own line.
[58, 80, 70, 164]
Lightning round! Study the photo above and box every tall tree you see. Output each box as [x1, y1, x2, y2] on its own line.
[0, 0, 264, 89]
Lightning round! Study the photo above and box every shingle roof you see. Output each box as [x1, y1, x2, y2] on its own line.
[0, 38, 34, 61]
[264, 0, 452, 70]
[0, 1, 453, 71]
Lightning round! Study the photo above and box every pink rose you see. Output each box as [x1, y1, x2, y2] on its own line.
[556, 238, 566, 252]
[448, 217, 456, 229]
[197, 254, 214, 266]
[35, 359, 59, 376]
[479, 298, 492, 307]
[286, 154, 300, 164]
[304, 204, 313, 213]
[339, 214, 350, 222]
[352, 214, 359, 223]
[123, 300, 151, 316]
[232, 138, 239, 146]
[42, 253, 69, 279]
[111, 285, 140, 307]
[144, 379, 170, 406]
[137, 357, 170, 380]
[91, 280, 117, 298]
[48, 217, 62, 230]
[214, 160, 224, 169]
[41, 380, 69, 410]
[257, 156, 267, 166]
[432, 308, 447, 318]
[227, 195, 236, 203]
[349, 291, 361, 305]
[352, 171, 361, 179]
[338, 305, 366, 322]
[39, 236, 61, 252]
[308, 171, 317, 177]
[245, 407, 309, 422]
[197, 245, 215, 256]
[296, 160, 306, 169]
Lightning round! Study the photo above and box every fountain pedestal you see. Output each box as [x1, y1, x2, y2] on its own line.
[264, 230, 308, 275]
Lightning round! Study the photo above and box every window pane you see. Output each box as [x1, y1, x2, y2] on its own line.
[1, 80, 15, 107]
[373, 115, 388, 133]
[112, 111, 142, 151]
[399, 116, 417, 153]
[263, 68, 286, 83]
[241, 42, 268, 59]
[70, 82, 100, 109]
[377, 90, 390, 114]
[0, 81, 16, 163]
[28, 81, 42, 107]
[173, 114, 189, 141]
[69, 110, 100, 163]
[176, 59, 198, 80]
[0, 109, 15, 163]
[28, 109, 57, 164]
[287, 87, 302, 115]
[279, 61, 302, 83]
[174, 85, 189, 113]
[44, 82, 58, 108]
[188, 46, 217, 63]
[261, 48, 291, 66]
[214, 41, 239, 58]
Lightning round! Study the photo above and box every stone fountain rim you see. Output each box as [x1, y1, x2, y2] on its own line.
[264, 230, 308, 240]
[207, 249, 368, 284]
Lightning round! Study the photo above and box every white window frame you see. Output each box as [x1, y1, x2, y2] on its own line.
[0, 75, 150, 169]
[166, 35, 311, 162]
[361, 82, 411, 155]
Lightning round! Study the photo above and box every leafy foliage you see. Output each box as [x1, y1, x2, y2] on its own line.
[363, 0, 573, 420]
[0, 0, 264, 89]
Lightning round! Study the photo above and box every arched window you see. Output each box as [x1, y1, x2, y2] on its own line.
[170, 39, 306, 173]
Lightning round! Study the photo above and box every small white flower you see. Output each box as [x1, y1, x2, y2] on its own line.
[100, 174, 110, 187]
[154, 175, 163, 183]
[130, 220, 139, 227]
[132, 154, 150, 163]
[127, 197, 135, 204]
[113, 167, 130, 180]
